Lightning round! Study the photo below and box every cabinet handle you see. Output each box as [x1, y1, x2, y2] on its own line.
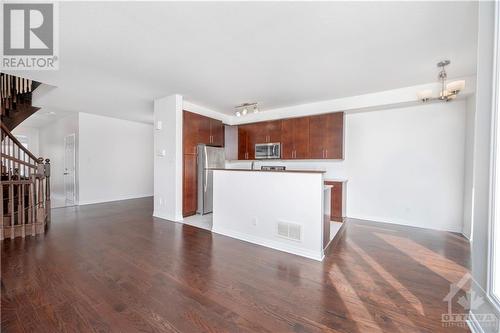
[325, 149, 328, 158]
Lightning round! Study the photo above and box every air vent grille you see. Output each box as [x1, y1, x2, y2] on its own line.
[277, 221, 302, 241]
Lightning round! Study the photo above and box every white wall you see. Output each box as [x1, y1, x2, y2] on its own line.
[78, 113, 153, 205]
[212, 170, 325, 260]
[228, 101, 467, 233]
[11, 125, 40, 157]
[39, 114, 79, 207]
[153, 94, 183, 222]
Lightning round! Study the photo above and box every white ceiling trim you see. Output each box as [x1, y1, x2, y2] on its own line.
[226, 75, 476, 126]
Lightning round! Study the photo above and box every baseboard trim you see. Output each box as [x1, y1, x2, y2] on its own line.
[212, 226, 323, 261]
[347, 214, 462, 233]
[78, 194, 153, 206]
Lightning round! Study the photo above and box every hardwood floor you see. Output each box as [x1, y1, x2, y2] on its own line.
[1, 197, 470, 332]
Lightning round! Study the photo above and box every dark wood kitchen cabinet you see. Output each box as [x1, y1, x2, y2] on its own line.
[251, 120, 282, 144]
[309, 112, 343, 159]
[281, 117, 309, 159]
[236, 111, 343, 160]
[238, 124, 256, 160]
[324, 180, 345, 222]
[182, 110, 225, 217]
[210, 118, 224, 147]
[196, 113, 224, 147]
[183, 154, 197, 216]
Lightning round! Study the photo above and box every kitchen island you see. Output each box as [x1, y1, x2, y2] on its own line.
[211, 168, 333, 261]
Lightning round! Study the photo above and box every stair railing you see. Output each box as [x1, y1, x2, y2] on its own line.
[0, 122, 50, 240]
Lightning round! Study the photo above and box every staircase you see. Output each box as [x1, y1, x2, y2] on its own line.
[1, 73, 51, 240]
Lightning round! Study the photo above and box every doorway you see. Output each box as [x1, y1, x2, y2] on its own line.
[64, 133, 76, 206]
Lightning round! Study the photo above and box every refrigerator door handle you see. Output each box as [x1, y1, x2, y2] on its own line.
[204, 148, 209, 192]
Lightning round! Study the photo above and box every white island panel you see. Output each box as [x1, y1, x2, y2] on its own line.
[212, 170, 325, 260]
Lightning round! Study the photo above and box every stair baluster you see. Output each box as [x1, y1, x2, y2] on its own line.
[1, 123, 50, 240]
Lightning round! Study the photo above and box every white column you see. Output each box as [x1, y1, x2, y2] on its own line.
[153, 94, 183, 222]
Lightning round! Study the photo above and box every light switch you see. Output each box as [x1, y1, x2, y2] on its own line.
[157, 149, 166, 157]
[156, 121, 162, 130]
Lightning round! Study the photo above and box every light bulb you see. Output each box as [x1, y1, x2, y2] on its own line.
[416, 89, 432, 102]
[236, 111, 241, 117]
[447, 80, 465, 94]
[253, 106, 259, 113]
[242, 108, 248, 116]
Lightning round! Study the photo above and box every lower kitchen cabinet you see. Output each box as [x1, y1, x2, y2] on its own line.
[324, 180, 345, 222]
[183, 154, 197, 216]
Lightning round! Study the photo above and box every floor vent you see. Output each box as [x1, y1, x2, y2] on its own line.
[277, 221, 302, 241]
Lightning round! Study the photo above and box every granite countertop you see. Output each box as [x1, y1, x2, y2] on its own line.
[209, 168, 326, 174]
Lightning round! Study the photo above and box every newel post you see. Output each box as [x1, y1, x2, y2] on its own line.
[35, 157, 45, 226]
[44, 159, 51, 224]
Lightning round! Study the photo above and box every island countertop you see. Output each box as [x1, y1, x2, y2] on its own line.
[209, 168, 326, 174]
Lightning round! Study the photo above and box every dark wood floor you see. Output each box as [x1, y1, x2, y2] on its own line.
[1, 197, 470, 333]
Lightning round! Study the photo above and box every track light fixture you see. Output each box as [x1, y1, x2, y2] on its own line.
[235, 102, 258, 117]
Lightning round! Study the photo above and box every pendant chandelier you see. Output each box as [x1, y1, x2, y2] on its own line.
[417, 60, 465, 102]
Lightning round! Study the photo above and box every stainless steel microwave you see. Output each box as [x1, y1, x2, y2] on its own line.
[255, 143, 281, 159]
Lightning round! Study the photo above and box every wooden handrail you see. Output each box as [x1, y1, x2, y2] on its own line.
[0, 122, 38, 161]
[1, 121, 50, 240]
[0, 154, 38, 169]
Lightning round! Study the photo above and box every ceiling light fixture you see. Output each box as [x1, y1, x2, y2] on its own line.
[417, 60, 465, 103]
[235, 102, 258, 117]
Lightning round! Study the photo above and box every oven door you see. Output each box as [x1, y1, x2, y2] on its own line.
[255, 143, 280, 159]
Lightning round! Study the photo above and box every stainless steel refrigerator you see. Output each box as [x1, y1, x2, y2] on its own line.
[197, 144, 225, 215]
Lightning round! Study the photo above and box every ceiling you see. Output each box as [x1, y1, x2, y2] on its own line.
[11, 1, 478, 125]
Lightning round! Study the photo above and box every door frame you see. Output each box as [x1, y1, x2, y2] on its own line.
[64, 133, 76, 206]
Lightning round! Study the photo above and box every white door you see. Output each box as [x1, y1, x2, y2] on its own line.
[64, 134, 76, 206]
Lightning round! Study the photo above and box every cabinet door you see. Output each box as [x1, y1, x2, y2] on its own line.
[198, 114, 211, 145]
[238, 127, 248, 160]
[293, 117, 310, 159]
[325, 181, 343, 222]
[252, 123, 267, 144]
[281, 119, 294, 159]
[210, 119, 224, 147]
[183, 154, 197, 216]
[325, 112, 343, 159]
[246, 124, 256, 159]
[266, 120, 282, 143]
[308, 114, 327, 159]
[183, 111, 199, 155]
[331, 182, 343, 221]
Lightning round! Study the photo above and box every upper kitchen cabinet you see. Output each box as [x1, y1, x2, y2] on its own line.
[281, 117, 309, 159]
[236, 112, 343, 160]
[197, 114, 224, 147]
[253, 120, 282, 144]
[265, 120, 282, 143]
[309, 112, 344, 159]
[238, 124, 255, 160]
[183, 111, 224, 149]
[183, 111, 200, 155]
[210, 118, 224, 147]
